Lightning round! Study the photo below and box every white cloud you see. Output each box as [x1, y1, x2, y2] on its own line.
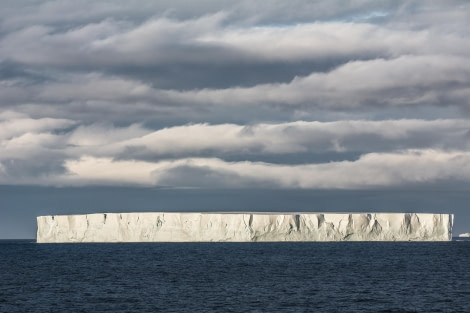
[47, 150, 470, 188]
[3, 53, 468, 123]
[1, 1, 470, 192]
[2, 115, 470, 163]
[0, 111, 75, 140]
[105, 119, 470, 157]
[2, 11, 468, 68]
[68, 123, 148, 147]
[63, 156, 157, 186]
[2, 113, 470, 188]
[164, 55, 470, 110]
[36, 73, 155, 103]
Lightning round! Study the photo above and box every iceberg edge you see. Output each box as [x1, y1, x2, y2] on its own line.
[36, 212, 453, 243]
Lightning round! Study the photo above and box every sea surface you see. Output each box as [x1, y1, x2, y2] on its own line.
[1, 240, 469, 313]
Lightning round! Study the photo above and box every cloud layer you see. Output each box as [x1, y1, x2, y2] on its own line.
[2, 114, 470, 188]
[1, 1, 470, 189]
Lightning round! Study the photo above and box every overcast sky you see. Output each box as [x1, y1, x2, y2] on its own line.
[1, 0, 469, 238]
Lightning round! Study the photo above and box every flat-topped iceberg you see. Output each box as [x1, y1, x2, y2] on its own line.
[36, 212, 453, 243]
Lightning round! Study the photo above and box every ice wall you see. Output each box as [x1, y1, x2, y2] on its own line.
[37, 213, 453, 243]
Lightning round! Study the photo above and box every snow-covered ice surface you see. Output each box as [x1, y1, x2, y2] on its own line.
[37, 213, 453, 243]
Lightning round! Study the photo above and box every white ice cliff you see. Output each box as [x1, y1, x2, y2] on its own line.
[36, 212, 453, 243]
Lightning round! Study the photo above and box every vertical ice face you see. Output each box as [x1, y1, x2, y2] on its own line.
[36, 212, 453, 243]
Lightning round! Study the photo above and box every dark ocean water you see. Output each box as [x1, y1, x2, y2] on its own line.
[0, 240, 469, 313]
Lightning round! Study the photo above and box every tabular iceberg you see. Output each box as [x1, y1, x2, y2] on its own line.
[36, 212, 453, 243]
